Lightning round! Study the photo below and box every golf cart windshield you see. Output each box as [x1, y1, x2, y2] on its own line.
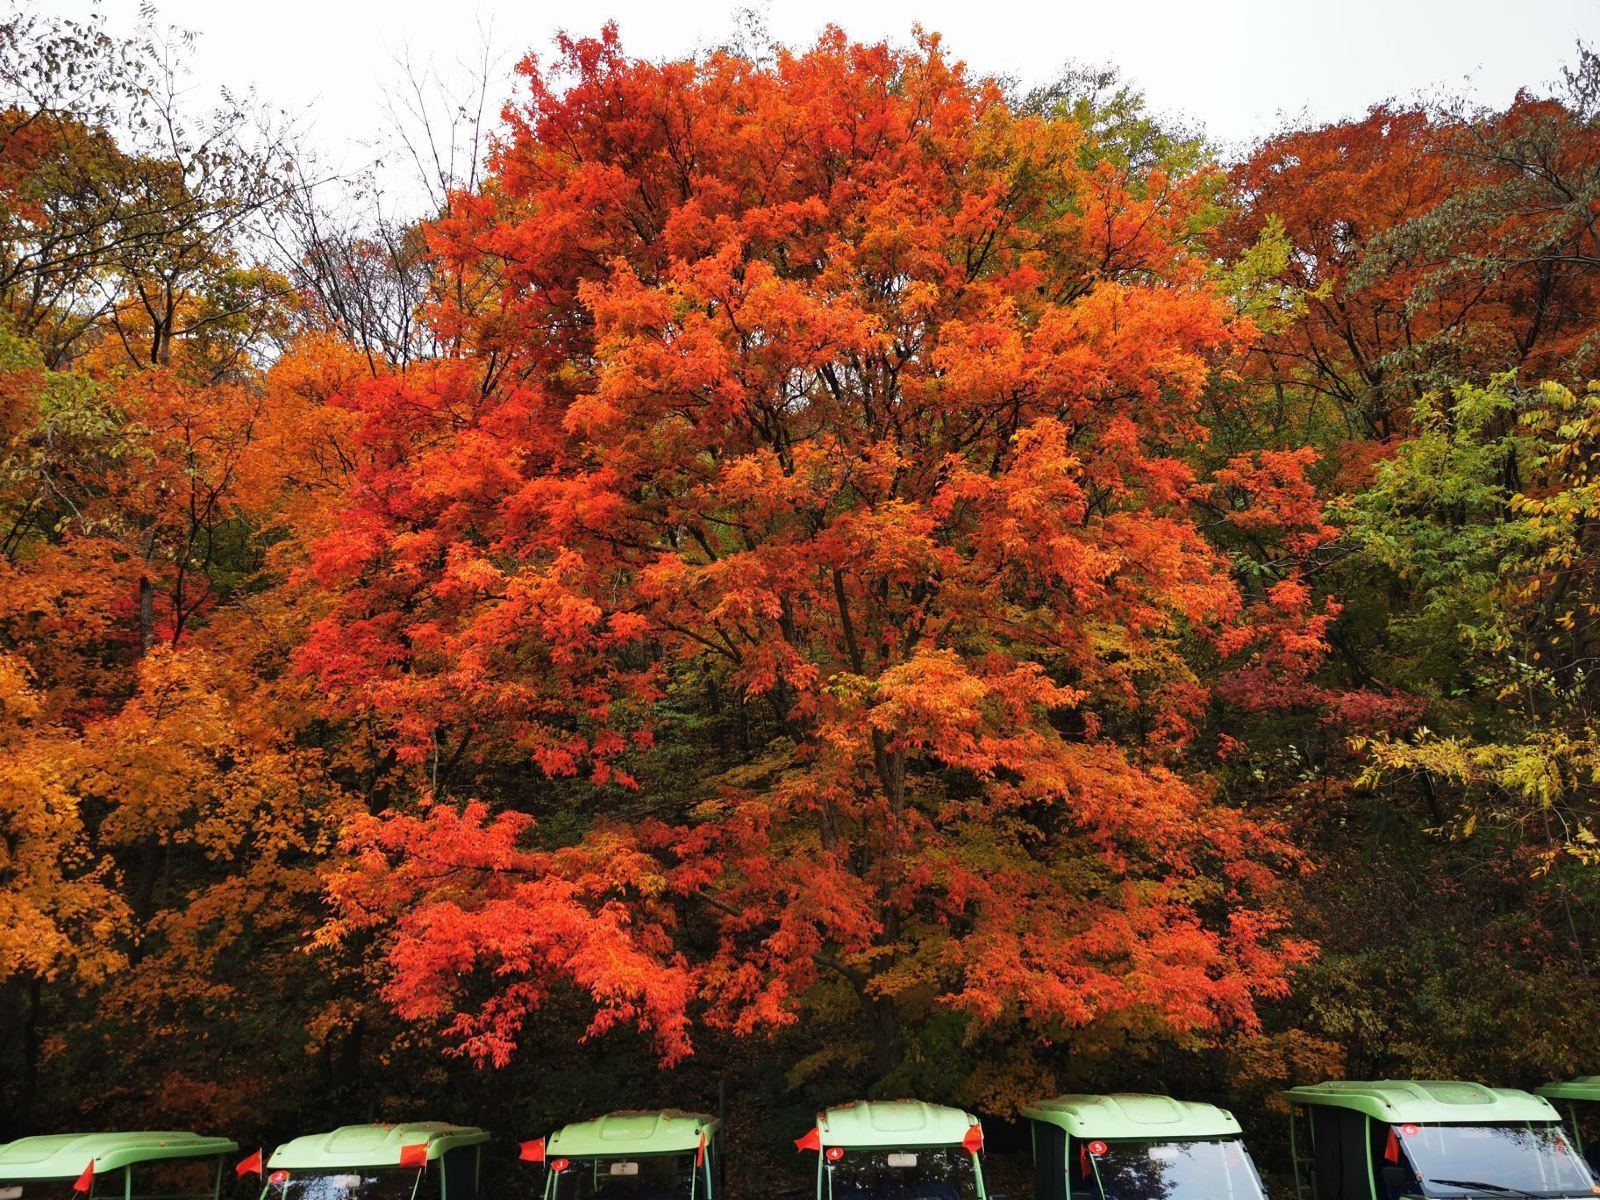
[548, 1155, 699, 1200]
[1085, 1138, 1267, 1200]
[824, 1146, 980, 1200]
[1394, 1123, 1596, 1197]
[271, 1170, 423, 1200]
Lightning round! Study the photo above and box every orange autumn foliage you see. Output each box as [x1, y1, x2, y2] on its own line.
[308, 27, 1321, 1080]
[0, 315, 362, 1127]
[14, 8, 1600, 1141]
[1227, 102, 1600, 454]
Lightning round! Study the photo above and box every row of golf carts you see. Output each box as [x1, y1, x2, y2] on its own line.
[6, 1078, 1600, 1200]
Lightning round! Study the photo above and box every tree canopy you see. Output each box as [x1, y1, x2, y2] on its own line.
[4, 7, 1600, 1191]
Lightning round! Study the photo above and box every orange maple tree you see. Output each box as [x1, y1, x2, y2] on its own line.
[0, 294, 366, 1126]
[306, 27, 1321, 1085]
[1226, 101, 1600, 455]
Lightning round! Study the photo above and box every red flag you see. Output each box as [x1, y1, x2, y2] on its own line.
[962, 1125, 983, 1155]
[72, 1162, 94, 1195]
[236, 1151, 264, 1178]
[399, 1145, 428, 1170]
[696, 1132, 707, 1168]
[1384, 1129, 1399, 1164]
[795, 1128, 821, 1153]
[519, 1140, 545, 1163]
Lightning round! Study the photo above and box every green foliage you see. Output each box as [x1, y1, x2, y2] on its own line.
[1344, 378, 1540, 676]
[1215, 215, 1304, 335]
[1343, 379, 1600, 865]
[1023, 61, 1209, 177]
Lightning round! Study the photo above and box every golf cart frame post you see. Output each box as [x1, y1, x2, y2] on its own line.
[806, 1101, 988, 1200]
[0, 1133, 238, 1200]
[1019, 1093, 1255, 1200]
[538, 1111, 720, 1200]
[1284, 1080, 1571, 1200]
[263, 1124, 490, 1200]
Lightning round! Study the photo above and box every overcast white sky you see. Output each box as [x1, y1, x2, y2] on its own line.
[78, 0, 1600, 198]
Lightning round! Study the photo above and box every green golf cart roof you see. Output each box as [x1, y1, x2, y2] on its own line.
[0, 1134, 238, 1180]
[1021, 1095, 1242, 1140]
[1537, 1078, 1600, 1103]
[268, 1125, 489, 1171]
[816, 1102, 980, 1149]
[1282, 1081, 1559, 1124]
[545, 1112, 718, 1158]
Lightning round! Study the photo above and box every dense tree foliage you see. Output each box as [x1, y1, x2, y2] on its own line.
[4, 5, 1600, 1192]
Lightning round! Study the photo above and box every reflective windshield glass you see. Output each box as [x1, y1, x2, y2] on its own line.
[824, 1146, 980, 1200]
[1396, 1123, 1596, 1197]
[1087, 1139, 1268, 1200]
[549, 1155, 698, 1200]
[273, 1170, 422, 1200]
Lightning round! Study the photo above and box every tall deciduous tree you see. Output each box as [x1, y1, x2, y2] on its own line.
[309, 27, 1319, 1097]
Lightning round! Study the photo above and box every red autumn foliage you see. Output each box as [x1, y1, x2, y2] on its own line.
[305, 26, 1321, 1074]
[1227, 100, 1600, 453]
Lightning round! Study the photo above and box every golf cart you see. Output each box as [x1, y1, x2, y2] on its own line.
[1285, 1080, 1596, 1200]
[0, 1133, 238, 1200]
[1021, 1093, 1268, 1200]
[1536, 1078, 1600, 1173]
[261, 1124, 489, 1200]
[526, 1111, 720, 1200]
[797, 1100, 988, 1200]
